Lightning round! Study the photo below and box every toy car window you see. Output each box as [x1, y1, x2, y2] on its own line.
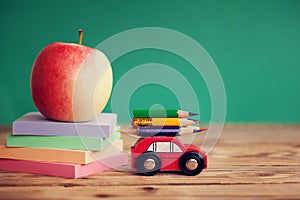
[156, 142, 171, 152]
[172, 142, 183, 152]
[147, 143, 154, 151]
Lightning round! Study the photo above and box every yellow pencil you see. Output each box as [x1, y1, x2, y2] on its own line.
[132, 118, 197, 127]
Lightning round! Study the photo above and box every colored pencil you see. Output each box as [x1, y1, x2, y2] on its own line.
[133, 109, 198, 118]
[131, 118, 197, 127]
[138, 126, 180, 137]
[120, 126, 207, 137]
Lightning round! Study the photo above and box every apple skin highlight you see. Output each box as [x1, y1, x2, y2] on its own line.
[30, 42, 113, 122]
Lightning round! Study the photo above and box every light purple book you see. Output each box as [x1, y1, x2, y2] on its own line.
[12, 112, 117, 138]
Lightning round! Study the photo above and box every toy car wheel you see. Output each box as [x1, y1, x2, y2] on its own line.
[179, 152, 204, 176]
[136, 152, 162, 176]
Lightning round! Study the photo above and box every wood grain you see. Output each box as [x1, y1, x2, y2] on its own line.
[0, 124, 299, 199]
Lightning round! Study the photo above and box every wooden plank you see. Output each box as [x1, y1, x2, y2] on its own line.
[0, 124, 299, 199]
[0, 184, 299, 200]
[0, 165, 299, 186]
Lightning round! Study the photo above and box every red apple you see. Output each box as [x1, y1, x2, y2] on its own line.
[30, 34, 112, 122]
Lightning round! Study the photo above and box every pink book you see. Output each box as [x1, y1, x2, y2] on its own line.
[0, 153, 128, 178]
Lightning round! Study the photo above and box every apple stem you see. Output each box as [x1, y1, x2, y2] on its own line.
[78, 29, 83, 45]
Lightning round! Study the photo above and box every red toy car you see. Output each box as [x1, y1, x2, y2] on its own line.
[131, 136, 207, 176]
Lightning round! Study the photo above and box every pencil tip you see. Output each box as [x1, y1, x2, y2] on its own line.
[189, 112, 198, 116]
[193, 127, 207, 133]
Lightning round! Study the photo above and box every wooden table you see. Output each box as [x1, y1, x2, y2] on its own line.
[0, 125, 299, 199]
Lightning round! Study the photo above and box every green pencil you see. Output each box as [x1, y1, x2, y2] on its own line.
[133, 109, 198, 118]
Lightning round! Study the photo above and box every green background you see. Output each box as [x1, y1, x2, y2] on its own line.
[0, 0, 299, 124]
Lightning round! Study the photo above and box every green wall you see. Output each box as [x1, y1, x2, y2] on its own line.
[0, 0, 300, 124]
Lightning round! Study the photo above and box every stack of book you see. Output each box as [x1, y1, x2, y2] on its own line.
[130, 109, 205, 137]
[0, 112, 128, 178]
